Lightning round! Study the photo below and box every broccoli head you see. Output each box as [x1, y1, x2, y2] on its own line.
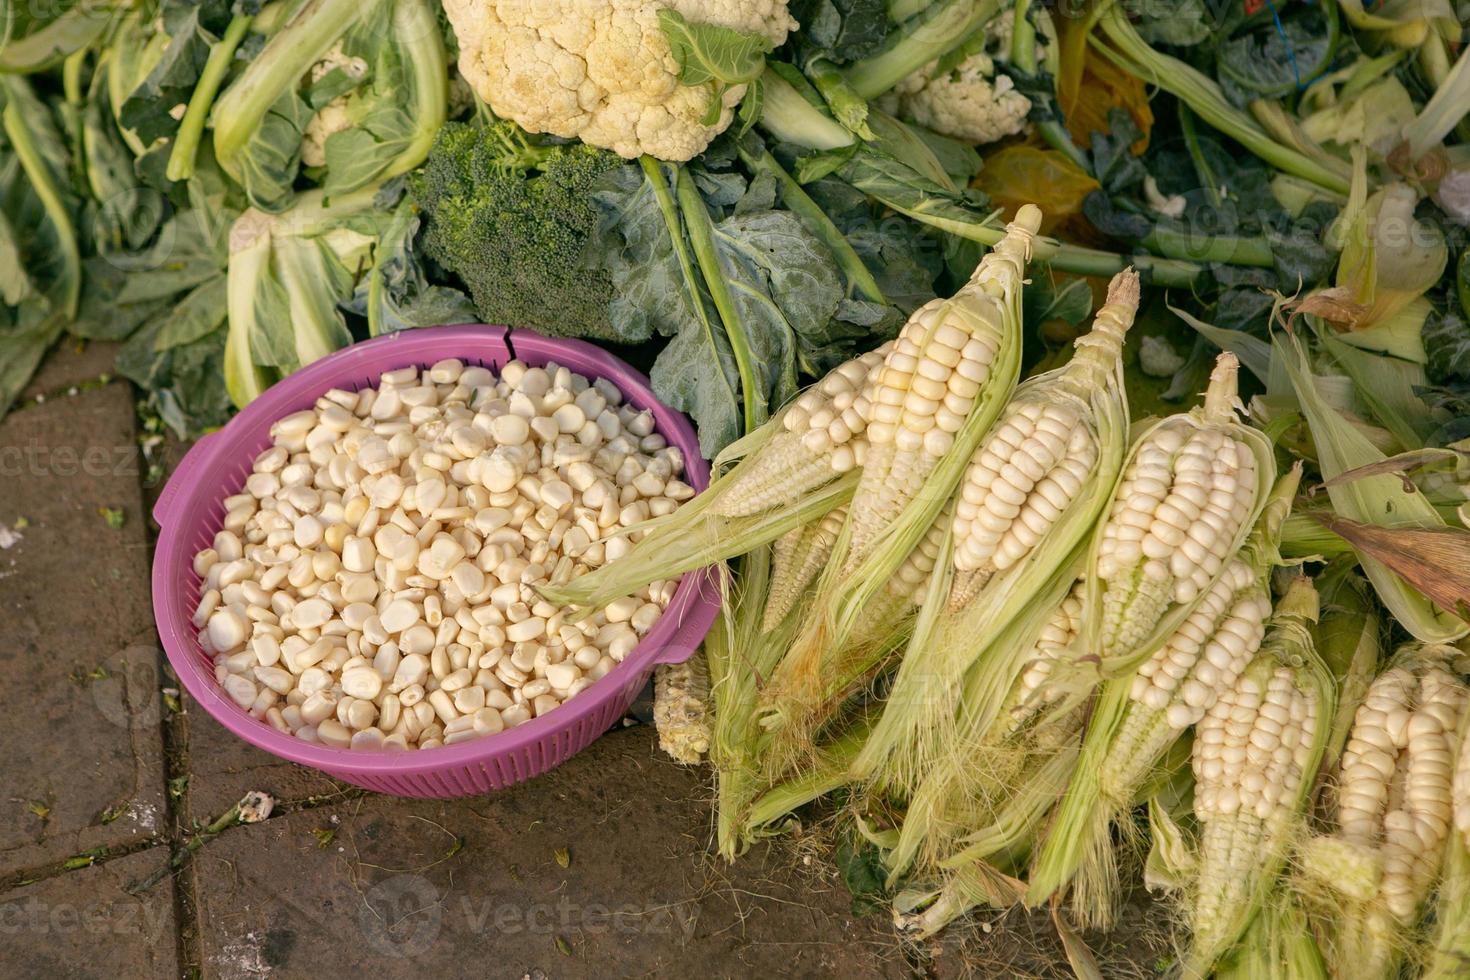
[410, 120, 636, 342]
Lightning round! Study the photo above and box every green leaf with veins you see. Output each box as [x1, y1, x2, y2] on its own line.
[658, 9, 774, 125]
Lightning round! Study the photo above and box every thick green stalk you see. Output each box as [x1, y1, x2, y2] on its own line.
[1404, 39, 1470, 157]
[1010, 0, 1089, 170]
[736, 137, 887, 305]
[674, 164, 765, 434]
[167, 12, 253, 181]
[871, 195, 1204, 285]
[636, 156, 738, 428]
[1141, 226, 1274, 268]
[1094, 4, 1351, 195]
[843, 0, 1003, 100]
[210, 0, 370, 180]
[378, 0, 447, 179]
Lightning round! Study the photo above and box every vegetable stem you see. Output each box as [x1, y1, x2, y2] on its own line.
[1093, 4, 1351, 195]
[843, 0, 1003, 100]
[1, 79, 80, 325]
[674, 165, 765, 434]
[1403, 39, 1470, 157]
[736, 137, 888, 306]
[1011, 0, 1089, 171]
[166, 11, 254, 182]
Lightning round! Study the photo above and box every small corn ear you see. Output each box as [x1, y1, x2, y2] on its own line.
[1183, 577, 1334, 979]
[1087, 352, 1276, 673]
[764, 504, 847, 631]
[654, 654, 712, 764]
[714, 346, 889, 517]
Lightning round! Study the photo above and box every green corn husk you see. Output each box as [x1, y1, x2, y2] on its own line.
[882, 550, 1089, 883]
[850, 271, 1141, 801]
[740, 710, 874, 841]
[1024, 466, 1300, 928]
[1425, 818, 1470, 980]
[749, 208, 1043, 768]
[1214, 894, 1330, 980]
[707, 545, 788, 859]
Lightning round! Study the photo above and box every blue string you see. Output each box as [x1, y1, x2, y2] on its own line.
[1260, 0, 1307, 90]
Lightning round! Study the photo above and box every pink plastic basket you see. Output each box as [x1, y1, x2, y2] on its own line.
[152, 325, 720, 797]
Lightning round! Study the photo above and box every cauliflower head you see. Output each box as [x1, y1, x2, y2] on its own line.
[301, 45, 370, 168]
[443, 0, 796, 161]
[884, 11, 1032, 147]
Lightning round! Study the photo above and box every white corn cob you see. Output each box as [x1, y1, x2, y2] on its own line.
[1186, 579, 1329, 977]
[1004, 584, 1087, 732]
[947, 272, 1138, 608]
[714, 346, 888, 517]
[1336, 650, 1466, 922]
[842, 207, 1041, 572]
[653, 654, 712, 764]
[1105, 561, 1271, 791]
[1094, 353, 1263, 663]
[764, 505, 848, 630]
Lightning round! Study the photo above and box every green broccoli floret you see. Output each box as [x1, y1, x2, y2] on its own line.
[410, 120, 635, 342]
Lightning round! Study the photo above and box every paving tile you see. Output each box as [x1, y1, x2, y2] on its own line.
[193, 725, 908, 979]
[0, 382, 168, 875]
[21, 340, 123, 401]
[0, 846, 178, 979]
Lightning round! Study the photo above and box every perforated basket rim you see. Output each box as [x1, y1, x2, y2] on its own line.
[151, 325, 720, 781]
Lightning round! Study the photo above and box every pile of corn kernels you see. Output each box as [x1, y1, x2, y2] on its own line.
[191, 358, 692, 750]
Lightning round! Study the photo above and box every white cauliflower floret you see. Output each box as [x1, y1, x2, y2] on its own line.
[883, 10, 1032, 146]
[443, 0, 796, 161]
[301, 45, 369, 167]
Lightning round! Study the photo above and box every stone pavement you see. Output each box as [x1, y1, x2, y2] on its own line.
[0, 344, 1156, 979]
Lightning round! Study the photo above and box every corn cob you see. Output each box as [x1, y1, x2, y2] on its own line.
[884, 567, 1089, 884]
[756, 505, 952, 772]
[1183, 576, 1334, 979]
[764, 505, 847, 631]
[1300, 644, 1468, 979]
[842, 205, 1040, 572]
[713, 346, 889, 517]
[1087, 352, 1276, 673]
[1001, 584, 1088, 734]
[1026, 467, 1300, 927]
[544, 339, 892, 611]
[850, 270, 1139, 798]
[653, 654, 712, 764]
[757, 209, 1042, 747]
